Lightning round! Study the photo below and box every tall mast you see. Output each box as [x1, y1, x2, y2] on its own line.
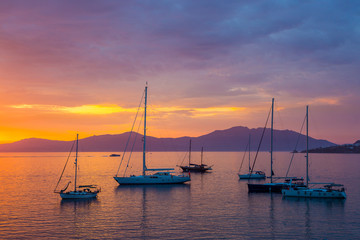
[189, 139, 192, 166]
[142, 84, 148, 176]
[306, 105, 309, 187]
[201, 146, 203, 165]
[74, 134, 79, 191]
[270, 98, 274, 183]
[248, 134, 251, 171]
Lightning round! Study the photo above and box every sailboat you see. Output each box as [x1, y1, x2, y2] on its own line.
[247, 98, 304, 193]
[54, 134, 101, 199]
[180, 139, 212, 173]
[238, 135, 266, 179]
[114, 84, 191, 185]
[282, 106, 346, 199]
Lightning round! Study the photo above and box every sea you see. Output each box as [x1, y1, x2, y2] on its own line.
[0, 151, 359, 239]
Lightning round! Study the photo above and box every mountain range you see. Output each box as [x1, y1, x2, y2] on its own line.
[0, 126, 335, 152]
[304, 140, 360, 154]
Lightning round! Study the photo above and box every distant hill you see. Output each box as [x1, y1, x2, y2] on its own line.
[0, 126, 335, 152]
[305, 139, 360, 154]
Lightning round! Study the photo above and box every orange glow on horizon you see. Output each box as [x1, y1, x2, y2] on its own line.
[10, 104, 138, 115]
[0, 94, 352, 145]
[10, 104, 247, 116]
[0, 104, 250, 144]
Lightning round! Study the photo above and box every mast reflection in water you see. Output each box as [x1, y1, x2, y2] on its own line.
[0, 152, 357, 239]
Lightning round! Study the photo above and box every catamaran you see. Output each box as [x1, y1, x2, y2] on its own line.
[114, 84, 191, 185]
[180, 139, 212, 173]
[54, 134, 101, 199]
[282, 106, 346, 199]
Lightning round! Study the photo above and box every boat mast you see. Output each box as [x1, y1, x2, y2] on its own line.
[142, 84, 148, 176]
[74, 134, 79, 191]
[189, 139, 192, 166]
[248, 134, 251, 171]
[201, 146, 203, 165]
[270, 98, 274, 183]
[306, 105, 309, 187]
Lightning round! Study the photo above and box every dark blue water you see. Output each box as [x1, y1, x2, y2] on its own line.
[0, 152, 359, 239]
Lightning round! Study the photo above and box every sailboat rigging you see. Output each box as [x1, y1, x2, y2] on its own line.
[114, 84, 191, 185]
[247, 98, 304, 193]
[180, 139, 212, 173]
[282, 106, 346, 198]
[54, 134, 100, 199]
[238, 134, 266, 179]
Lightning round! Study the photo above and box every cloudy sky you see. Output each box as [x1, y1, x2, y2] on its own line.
[0, 0, 359, 144]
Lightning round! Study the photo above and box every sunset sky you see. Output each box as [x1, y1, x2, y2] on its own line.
[0, 0, 359, 145]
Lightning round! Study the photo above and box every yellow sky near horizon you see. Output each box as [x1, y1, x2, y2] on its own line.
[0, 103, 252, 143]
[0, 96, 347, 145]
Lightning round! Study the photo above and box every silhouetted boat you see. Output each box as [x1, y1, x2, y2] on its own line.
[180, 140, 212, 173]
[54, 134, 100, 199]
[114, 84, 191, 185]
[248, 177, 305, 193]
[248, 98, 304, 193]
[109, 154, 121, 157]
[282, 106, 346, 198]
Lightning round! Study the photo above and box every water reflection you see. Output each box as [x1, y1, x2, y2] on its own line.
[1, 152, 357, 239]
[269, 194, 275, 240]
[115, 184, 191, 196]
[60, 198, 99, 212]
[283, 197, 345, 207]
[115, 184, 191, 238]
[245, 192, 346, 239]
[306, 199, 311, 239]
[282, 197, 345, 238]
[140, 187, 148, 238]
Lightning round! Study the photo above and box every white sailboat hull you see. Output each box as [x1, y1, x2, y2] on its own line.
[55, 134, 101, 199]
[281, 106, 346, 200]
[282, 188, 346, 199]
[238, 173, 266, 179]
[114, 86, 191, 186]
[60, 191, 99, 199]
[114, 174, 190, 185]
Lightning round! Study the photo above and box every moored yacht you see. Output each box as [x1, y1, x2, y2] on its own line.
[55, 134, 101, 199]
[282, 106, 346, 199]
[180, 140, 212, 173]
[238, 135, 266, 179]
[239, 171, 266, 179]
[114, 84, 190, 185]
[248, 98, 304, 193]
[282, 182, 346, 198]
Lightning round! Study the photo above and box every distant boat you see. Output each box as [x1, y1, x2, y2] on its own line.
[248, 98, 304, 193]
[114, 84, 191, 185]
[238, 134, 266, 179]
[109, 154, 121, 157]
[282, 106, 346, 199]
[54, 134, 100, 199]
[180, 140, 212, 173]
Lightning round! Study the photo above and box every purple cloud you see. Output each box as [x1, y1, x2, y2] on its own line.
[0, 0, 359, 143]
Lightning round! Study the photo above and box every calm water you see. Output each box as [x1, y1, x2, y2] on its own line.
[0, 151, 359, 239]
